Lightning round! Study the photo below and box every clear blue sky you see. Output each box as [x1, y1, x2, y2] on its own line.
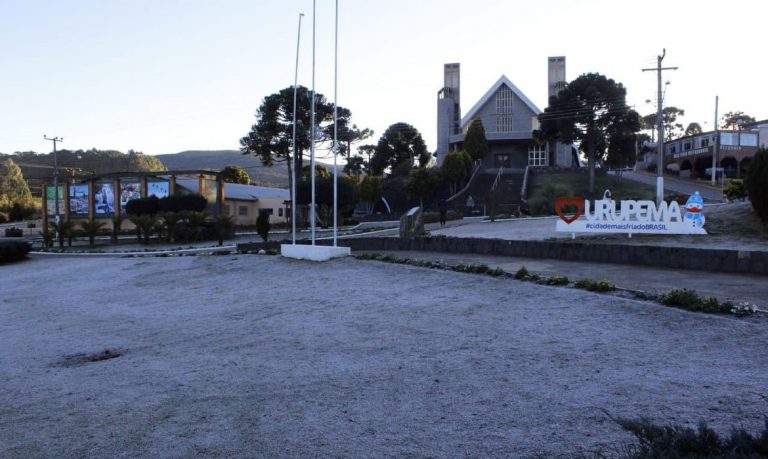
[1, 0, 765, 157]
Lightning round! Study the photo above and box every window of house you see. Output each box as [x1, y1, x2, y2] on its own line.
[700, 138, 709, 148]
[720, 133, 738, 145]
[496, 115, 512, 132]
[495, 86, 514, 132]
[278, 208, 284, 217]
[683, 142, 691, 151]
[225, 204, 232, 215]
[496, 86, 513, 114]
[740, 133, 758, 147]
[528, 146, 547, 166]
[238, 206, 248, 216]
[259, 208, 274, 216]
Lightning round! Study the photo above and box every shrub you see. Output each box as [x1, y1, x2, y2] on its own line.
[574, 279, 615, 292]
[9, 203, 35, 221]
[0, 211, 8, 223]
[158, 194, 207, 213]
[527, 197, 551, 216]
[544, 275, 569, 286]
[125, 196, 159, 215]
[0, 240, 32, 264]
[724, 179, 747, 201]
[618, 417, 768, 458]
[514, 266, 530, 280]
[659, 288, 732, 314]
[745, 147, 768, 228]
[214, 214, 235, 246]
[4, 227, 23, 237]
[79, 220, 106, 246]
[256, 211, 270, 242]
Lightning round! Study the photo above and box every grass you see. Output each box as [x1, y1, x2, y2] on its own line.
[528, 170, 657, 203]
[617, 417, 768, 458]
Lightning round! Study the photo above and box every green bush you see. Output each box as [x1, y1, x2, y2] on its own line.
[544, 275, 569, 286]
[618, 417, 768, 458]
[125, 196, 160, 216]
[724, 179, 747, 201]
[0, 240, 32, 264]
[514, 266, 530, 280]
[574, 279, 615, 292]
[158, 194, 207, 213]
[9, 203, 35, 222]
[659, 288, 731, 314]
[4, 227, 23, 237]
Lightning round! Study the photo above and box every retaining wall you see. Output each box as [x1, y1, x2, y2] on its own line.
[238, 237, 768, 276]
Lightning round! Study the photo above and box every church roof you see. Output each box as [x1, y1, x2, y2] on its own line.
[460, 75, 542, 129]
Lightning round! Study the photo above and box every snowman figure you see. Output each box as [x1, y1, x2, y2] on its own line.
[684, 192, 705, 229]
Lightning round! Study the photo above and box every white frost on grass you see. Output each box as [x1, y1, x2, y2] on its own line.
[1, 255, 767, 457]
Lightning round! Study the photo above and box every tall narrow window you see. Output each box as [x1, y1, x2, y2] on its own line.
[496, 86, 513, 132]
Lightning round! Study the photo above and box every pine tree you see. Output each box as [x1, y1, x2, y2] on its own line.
[464, 119, 489, 162]
[0, 158, 33, 208]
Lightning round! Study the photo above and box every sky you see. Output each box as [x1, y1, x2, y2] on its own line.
[1, 0, 766, 159]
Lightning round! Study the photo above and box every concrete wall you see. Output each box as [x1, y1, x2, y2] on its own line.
[239, 236, 768, 276]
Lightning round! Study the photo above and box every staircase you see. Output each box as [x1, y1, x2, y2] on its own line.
[449, 169, 523, 215]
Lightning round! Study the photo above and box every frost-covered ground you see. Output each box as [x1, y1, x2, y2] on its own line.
[2, 255, 767, 458]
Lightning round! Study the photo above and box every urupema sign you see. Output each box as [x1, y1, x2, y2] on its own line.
[555, 192, 707, 235]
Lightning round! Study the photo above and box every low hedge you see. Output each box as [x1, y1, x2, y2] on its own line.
[0, 240, 32, 264]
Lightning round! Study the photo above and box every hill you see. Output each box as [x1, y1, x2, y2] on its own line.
[155, 150, 288, 188]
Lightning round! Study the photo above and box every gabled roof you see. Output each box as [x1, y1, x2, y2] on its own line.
[460, 75, 542, 129]
[175, 179, 288, 202]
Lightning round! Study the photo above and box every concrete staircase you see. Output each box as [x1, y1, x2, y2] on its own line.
[453, 170, 523, 215]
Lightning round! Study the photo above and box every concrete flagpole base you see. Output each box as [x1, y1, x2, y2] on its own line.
[281, 244, 350, 262]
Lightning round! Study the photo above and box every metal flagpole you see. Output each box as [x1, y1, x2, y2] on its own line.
[310, 0, 316, 245]
[333, 0, 339, 246]
[291, 13, 304, 245]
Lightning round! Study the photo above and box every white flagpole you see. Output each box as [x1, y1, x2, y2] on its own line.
[333, 0, 339, 246]
[291, 12, 304, 245]
[310, 0, 316, 245]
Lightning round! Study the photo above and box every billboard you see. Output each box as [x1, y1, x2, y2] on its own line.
[45, 185, 65, 216]
[69, 184, 89, 216]
[148, 180, 169, 198]
[94, 182, 116, 215]
[120, 181, 141, 208]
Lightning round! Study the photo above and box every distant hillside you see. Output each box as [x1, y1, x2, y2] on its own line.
[155, 150, 288, 188]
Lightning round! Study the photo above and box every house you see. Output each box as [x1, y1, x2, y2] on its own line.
[175, 179, 288, 226]
[436, 58, 576, 170]
[664, 129, 760, 179]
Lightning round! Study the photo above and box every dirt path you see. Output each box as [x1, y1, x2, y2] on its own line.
[2, 256, 767, 457]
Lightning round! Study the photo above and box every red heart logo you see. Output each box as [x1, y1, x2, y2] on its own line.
[555, 196, 584, 224]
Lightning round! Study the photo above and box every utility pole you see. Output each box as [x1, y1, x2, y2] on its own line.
[642, 49, 678, 204]
[43, 135, 63, 226]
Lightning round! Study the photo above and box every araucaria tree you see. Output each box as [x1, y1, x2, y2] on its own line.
[240, 86, 364, 198]
[463, 119, 489, 162]
[536, 73, 641, 193]
[370, 122, 430, 176]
